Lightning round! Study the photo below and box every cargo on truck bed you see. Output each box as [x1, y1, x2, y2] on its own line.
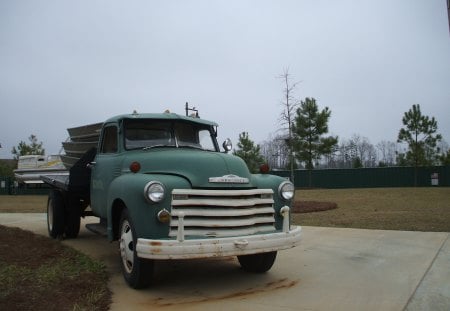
[61, 122, 103, 169]
[14, 155, 66, 184]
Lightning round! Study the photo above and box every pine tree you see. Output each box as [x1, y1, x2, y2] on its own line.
[293, 97, 338, 186]
[397, 104, 442, 185]
[293, 98, 338, 168]
[233, 132, 265, 173]
[397, 104, 442, 166]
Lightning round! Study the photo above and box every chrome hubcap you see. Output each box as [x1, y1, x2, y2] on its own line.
[120, 220, 134, 274]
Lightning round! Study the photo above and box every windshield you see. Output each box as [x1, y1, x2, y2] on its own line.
[124, 119, 218, 151]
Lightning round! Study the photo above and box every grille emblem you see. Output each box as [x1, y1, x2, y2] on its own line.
[209, 174, 249, 184]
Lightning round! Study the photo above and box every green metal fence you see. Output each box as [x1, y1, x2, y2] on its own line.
[14, 186, 50, 195]
[0, 177, 51, 195]
[0, 176, 11, 195]
[1, 165, 449, 194]
[271, 166, 450, 188]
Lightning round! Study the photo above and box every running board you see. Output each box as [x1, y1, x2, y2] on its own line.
[85, 219, 107, 237]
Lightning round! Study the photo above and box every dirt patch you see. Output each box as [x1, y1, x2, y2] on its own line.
[0, 225, 111, 311]
[292, 200, 338, 213]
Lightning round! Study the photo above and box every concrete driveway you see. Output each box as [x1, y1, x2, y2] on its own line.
[1, 213, 449, 311]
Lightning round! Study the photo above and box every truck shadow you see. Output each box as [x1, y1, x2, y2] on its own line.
[147, 258, 299, 307]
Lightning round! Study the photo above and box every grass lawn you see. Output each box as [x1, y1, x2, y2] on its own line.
[0, 195, 47, 213]
[293, 187, 450, 232]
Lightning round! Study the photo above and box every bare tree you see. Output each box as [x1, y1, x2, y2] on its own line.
[347, 134, 377, 168]
[332, 135, 378, 168]
[260, 133, 290, 170]
[334, 141, 350, 168]
[376, 140, 398, 166]
[278, 68, 300, 182]
[337, 139, 358, 168]
[365, 144, 377, 167]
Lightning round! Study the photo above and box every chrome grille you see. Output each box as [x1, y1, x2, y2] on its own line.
[170, 189, 275, 238]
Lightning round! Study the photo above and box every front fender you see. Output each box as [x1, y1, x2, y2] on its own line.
[251, 174, 294, 230]
[106, 173, 191, 240]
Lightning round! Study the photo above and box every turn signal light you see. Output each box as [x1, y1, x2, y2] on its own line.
[259, 163, 270, 174]
[157, 209, 171, 223]
[130, 161, 141, 173]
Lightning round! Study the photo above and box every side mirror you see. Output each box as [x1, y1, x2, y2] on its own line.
[222, 138, 232, 153]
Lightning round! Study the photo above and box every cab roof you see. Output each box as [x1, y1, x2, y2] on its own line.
[104, 112, 218, 127]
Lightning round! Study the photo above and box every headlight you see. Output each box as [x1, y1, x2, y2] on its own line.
[144, 181, 165, 203]
[279, 181, 295, 200]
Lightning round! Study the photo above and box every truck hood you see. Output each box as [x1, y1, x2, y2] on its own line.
[126, 149, 252, 188]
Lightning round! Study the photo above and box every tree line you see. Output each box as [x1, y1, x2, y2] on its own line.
[234, 69, 450, 183]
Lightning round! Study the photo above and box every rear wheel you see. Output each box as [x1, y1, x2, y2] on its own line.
[47, 190, 65, 239]
[119, 209, 154, 289]
[64, 199, 81, 239]
[237, 251, 277, 273]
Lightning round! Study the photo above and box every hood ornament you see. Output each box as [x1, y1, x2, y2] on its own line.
[209, 174, 249, 184]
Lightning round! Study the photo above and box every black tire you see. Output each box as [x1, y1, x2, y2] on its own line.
[64, 198, 81, 239]
[47, 190, 65, 239]
[119, 209, 154, 289]
[237, 251, 277, 273]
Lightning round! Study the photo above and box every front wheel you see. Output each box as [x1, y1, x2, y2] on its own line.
[237, 251, 277, 273]
[119, 209, 154, 289]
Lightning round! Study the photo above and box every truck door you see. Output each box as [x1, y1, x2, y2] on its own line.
[90, 124, 120, 218]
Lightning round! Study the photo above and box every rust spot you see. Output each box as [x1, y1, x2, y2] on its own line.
[150, 241, 162, 246]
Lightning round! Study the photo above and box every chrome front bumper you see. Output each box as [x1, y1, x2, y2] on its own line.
[136, 226, 302, 260]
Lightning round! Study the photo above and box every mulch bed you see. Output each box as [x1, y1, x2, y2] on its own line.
[0, 225, 111, 311]
[291, 201, 338, 213]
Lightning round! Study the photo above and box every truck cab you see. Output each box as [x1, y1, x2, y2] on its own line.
[44, 110, 301, 289]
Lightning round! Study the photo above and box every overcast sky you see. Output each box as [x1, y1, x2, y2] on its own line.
[1, 0, 449, 159]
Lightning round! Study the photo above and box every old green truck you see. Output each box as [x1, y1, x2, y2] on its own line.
[42, 108, 302, 288]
